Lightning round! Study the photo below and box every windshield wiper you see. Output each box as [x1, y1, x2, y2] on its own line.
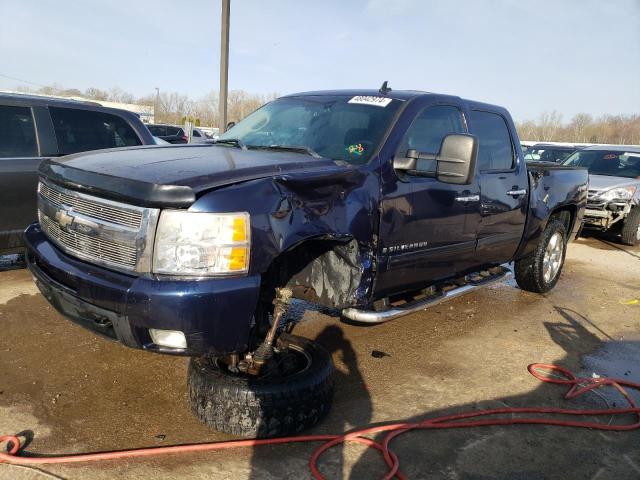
[214, 138, 247, 150]
[250, 144, 322, 158]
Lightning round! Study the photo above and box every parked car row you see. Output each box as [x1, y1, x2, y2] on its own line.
[520, 141, 640, 245]
[524, 143, 585, 163]
[147, 124, 212, 144]
[564, 145, 640, 245]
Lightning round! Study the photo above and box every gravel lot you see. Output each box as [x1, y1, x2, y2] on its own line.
[1, 235, 639, 479]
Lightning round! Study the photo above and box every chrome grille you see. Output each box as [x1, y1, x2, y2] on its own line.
[37, 181, 159, 273]
[40, 214, 138, 267]
[38, 182, 142, 229]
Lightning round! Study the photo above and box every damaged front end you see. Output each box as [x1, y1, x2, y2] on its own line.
[584, 189, 637, 231]
[192, 163, 380, 311]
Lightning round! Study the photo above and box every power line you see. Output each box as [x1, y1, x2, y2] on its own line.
[0, 73, 47, 88]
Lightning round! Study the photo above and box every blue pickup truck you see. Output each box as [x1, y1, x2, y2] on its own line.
[24, 88, 588, 437]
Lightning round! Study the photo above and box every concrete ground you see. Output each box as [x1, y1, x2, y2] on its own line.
[0, 235, 639, 480]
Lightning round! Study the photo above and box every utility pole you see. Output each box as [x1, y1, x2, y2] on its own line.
[154, 87, 160, 123]
[219, 0, 230, 132]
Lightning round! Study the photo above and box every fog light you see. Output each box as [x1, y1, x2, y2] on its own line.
[149, 329, 187, 349]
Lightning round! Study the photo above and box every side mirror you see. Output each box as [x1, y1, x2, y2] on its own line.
[436, 134, 477, 185]
[392, 133, 478, 185]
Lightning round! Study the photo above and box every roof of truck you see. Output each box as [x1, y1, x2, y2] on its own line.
[283, 89, 510, 115]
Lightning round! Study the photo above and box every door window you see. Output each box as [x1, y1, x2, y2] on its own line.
[192, 130, 201, 137]
[397, 105, 465, 173]
[469, 110, 515, 171]
[0, 105, 38, 158]
[49, 107, 142, 155]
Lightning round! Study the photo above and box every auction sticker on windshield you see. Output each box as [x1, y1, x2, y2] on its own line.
[348, 96, 393, 107]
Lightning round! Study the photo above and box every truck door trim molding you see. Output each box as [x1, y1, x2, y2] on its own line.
[476, 232, 522, 249]
[387, 240, 476, 269]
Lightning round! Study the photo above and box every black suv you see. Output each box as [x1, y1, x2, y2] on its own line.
[147, 124, 188, 144]
[0, 93, 155, 254]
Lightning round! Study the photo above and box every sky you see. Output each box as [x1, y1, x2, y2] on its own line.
[1, 0, 639, 122]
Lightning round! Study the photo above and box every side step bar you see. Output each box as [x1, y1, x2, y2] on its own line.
[342, 264, 513, 324]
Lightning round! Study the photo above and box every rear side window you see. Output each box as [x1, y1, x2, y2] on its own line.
[397, 105, 466, 173]
[0, 105, 38, 158]
[469, 110, 515, 171]
[166, 126, 181, 135]
[192, 130, 201, 137]
[49, 107, 142, 155]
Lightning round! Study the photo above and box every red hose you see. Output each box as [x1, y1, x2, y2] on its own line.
[1, 363, 639, 480]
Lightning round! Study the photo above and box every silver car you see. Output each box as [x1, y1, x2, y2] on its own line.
[189, 127, 209, 144]
[564, 145, 640, 245]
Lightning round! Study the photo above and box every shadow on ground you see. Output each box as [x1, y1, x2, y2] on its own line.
[334, 307, 640, 480]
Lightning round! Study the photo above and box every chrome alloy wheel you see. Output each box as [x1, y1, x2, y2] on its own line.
[543, 232, 564, 283]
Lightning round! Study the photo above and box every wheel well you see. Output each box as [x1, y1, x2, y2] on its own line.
[549, 206, 576, 235]
[260, 237, 366, 310]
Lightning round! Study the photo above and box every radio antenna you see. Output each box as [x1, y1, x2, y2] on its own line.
[379, 81, 392, 95]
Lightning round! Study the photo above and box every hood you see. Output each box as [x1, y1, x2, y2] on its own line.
[39, 144, 345, 208]
[588, 174, 640, 193]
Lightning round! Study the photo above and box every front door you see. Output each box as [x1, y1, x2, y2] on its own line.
[375, 102, 481, 296]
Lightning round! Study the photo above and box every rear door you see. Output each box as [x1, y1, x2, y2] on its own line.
[469, 109, 528, 265]
[0, 104, 43, 252]
[376, 101, 482, 295]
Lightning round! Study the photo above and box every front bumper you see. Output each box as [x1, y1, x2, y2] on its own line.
[583, 204, 631, 230]
[24, 223, 261, 356]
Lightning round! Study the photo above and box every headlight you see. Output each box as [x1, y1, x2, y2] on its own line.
[153, 211, 250, 276]
[598, 186, 636, 202]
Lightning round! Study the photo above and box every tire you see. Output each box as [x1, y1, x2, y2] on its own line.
[188, 333, 334, 438]
[621, 208, 640, 246]
[515, 220, 567, 293]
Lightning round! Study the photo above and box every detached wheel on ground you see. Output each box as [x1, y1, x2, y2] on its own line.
[515, 219, 567, 293]
[188, 333, 334, 438]
[621, 207, 640, 246]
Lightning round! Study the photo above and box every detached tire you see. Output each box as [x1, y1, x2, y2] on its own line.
[515, 219, 567, 293]
[188, 334, 334, 438]
[621, 208, 640, 246]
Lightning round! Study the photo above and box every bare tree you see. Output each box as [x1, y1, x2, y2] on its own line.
[568, 113, 592, 143]
[516, 113, 640, 145]
[538, 111, 564, 141]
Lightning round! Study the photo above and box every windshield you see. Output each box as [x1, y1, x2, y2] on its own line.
[219, 95, 402, 164]
[563, 150, 640, 178]
[525, 147, 576, 163]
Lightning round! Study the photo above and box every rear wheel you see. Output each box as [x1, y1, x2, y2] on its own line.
[188, 333, 334, 438]
[515, 220, 567, 293]
[621, 208, 640, 246]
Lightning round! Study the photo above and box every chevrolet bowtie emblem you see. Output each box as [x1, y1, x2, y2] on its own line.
[55, 209, 74, 230]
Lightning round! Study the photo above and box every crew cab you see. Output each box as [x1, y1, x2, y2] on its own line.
[563, 145, 640, 245]
[24, 88, 588, 438]
[0, 93, 155, 254]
